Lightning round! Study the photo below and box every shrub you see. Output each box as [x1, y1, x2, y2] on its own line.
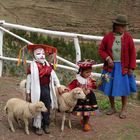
[2, 30, 102, 81]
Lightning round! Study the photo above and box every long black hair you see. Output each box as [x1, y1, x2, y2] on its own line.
[77, 67, 92, 74]
[112, 23, 116, 32]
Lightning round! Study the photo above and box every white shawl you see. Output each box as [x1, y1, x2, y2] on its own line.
[76, 74, 88, 85]
[29, 60, 59, 128]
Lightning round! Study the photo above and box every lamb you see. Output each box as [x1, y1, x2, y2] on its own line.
[19, 79, 26, 93]
[19, 79, 27, 99]
[56, 85, 86, 132]
[19, 80, 86, 131]
[4, 98, 47, 135]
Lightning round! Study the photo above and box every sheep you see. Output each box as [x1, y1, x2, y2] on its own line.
[19, 79, 27, 100]
[19, 80, 86, 132]
[55, 85, 86, 132]
[4, 98, 47, 135]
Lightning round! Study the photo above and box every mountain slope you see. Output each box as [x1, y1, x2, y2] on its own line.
[0, 0, 140, 38]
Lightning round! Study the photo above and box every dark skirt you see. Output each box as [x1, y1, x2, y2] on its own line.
[73, 91, 98, 116]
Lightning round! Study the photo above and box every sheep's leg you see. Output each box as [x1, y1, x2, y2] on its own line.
[61, 112, 66, 132]
[54, 109, 58, 124]
[17, 119, 22, 128]
[23, 118, 29, 135]
[52, 109, 57, 123]
[14, 117, 22, 128]
[68, 112, 72, 129]
[50, 109, 56, 127]
[8, 113, 15, 132]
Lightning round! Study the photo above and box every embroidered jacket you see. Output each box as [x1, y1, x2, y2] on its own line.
[99, 32, 136, 75]
[68, 75, 97, 91]
[27, 62, 53, 85]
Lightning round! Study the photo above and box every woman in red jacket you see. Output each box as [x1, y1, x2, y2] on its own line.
[99, 14, 137, 119]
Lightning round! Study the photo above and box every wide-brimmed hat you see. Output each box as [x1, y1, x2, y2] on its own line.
[112, 14, 129, 25]
[27, 44, 57, 55]
[77, 59, 96, 69]
[27, 44, 57, 67]
[17, 44, 57, 67]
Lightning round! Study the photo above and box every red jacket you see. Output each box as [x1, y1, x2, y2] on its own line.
[68, 78, 97, 90]
[98, 32, 136, 75]
[27, 62, 53, 85]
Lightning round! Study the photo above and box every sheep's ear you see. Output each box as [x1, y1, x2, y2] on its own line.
[74, 89, 78, 93]
[75, 90, 81, 94]
[36, 103, 43, 109]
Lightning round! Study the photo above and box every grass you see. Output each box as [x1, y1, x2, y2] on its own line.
[95, 91, 121, 110]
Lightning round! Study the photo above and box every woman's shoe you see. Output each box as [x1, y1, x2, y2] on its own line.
[83, 123, 91, 132]
[106, 108, 116, 115]
[119, 111, 126, 119]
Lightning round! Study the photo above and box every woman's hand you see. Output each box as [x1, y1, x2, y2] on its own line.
[128, 69, 133, 75]
[26, 93, 31, 102]
[107, 57, 114, 68]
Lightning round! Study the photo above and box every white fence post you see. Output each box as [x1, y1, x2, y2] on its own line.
[74, 37, 81, 63]
[0, 21, 140, 85]
[0, 29, 3, 77]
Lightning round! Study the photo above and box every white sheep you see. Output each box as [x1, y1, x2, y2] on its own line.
[56, 85, 86, 132]
[19, 80, 86, 132]
[19, 79, 27, 100]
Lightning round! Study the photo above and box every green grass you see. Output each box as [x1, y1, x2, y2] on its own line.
[96, 91, 121, 110]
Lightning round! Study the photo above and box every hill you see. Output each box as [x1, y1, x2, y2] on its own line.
[0, 0, 140, 38]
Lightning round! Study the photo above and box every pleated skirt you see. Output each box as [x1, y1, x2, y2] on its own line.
[99, 62, 137, 96]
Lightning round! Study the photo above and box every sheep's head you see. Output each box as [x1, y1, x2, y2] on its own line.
[72, 87, 86, 100]
[60, 85, 67, 91]
[35, 101, 48, 112]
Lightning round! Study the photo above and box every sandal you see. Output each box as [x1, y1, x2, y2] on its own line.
[119, 111, 126, 119]
[106, 109, 116, 115]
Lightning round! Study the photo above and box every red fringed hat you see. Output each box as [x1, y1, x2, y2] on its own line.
[27, 44, 57, 55]
[27, 44, 57, 68]
[77, 59, 96, 69]
[17, 44, 57, 67]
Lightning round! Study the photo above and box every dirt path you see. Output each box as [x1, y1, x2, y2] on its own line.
[0, 77, 140, 140]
